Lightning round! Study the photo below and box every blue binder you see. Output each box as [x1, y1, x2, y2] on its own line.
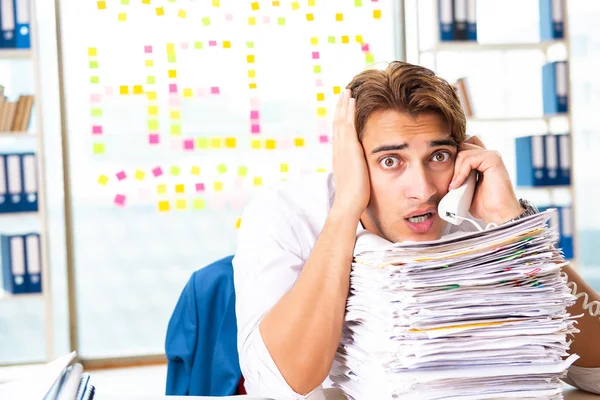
[539, 0, 564, 40]
[0, 154, 7, 213]
[439, 0, 454, 42]
[20, 152, 39, 212]
[1, 0, 16, 48]
[544, 134, 559, 186]
[542, 61, 568, 114]
[453, 0, 468, 41]
[1, 234, 28, 294]
[24, 233, 41, 293]
[0, 152, 38, 213]
[14, 0, 30, 49]
[466, 0, 477, 41]
[516, 135, 546, 187]
[539, 206, 574, 260]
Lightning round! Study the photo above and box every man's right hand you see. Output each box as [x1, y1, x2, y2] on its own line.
[331, 88, 370, 219]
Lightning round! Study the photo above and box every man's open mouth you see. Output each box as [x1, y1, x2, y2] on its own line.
[405, 213, 433, 223]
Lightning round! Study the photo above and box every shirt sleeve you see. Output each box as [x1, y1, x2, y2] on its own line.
[562, 365, 600, 394]
[232, 195, 327, 400]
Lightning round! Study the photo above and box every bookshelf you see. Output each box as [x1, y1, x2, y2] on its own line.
[407, 0, 578, 266]
[0, 0, 55, 365]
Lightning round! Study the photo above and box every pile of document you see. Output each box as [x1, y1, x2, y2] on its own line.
[333, 210, 579, 399]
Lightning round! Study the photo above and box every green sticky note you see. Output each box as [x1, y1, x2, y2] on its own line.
[170, 165, 181, 176]
[202, 17, 210, 26]
[196, 138, 208, 148]
[194, 41, 203, 49]
[313, 65, 321, 74]
[237, 166, 248, 177]
[354, 0, 362, 5]
[278, 17, 286, 25]
[90, 76, 100, 84]
[366, 53, 375, 63]
[217, 164, 227, 174]
[328, 36, 336, 43]
[168, 54, 176, 63]
[246, 41, 254, 48]
[89, 61, 98, 69]
[170, 125, 181, 135]
[91, 108, 102, 117]
[193, 198, 206, 210]
[148, 120, 159, 130]
[93, 143, 105, 154]
[121, 0, 129, 4]
[147, 76, 155, 84]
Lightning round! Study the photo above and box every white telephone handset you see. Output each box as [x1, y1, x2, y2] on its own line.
[438, 170, 477, 226]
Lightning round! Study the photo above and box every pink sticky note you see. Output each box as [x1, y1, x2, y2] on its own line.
[315, 79, 323, 87]
[361, 44, 370, 52]
[250, 97, 260, 108]
[90, 94, 102, 103]
[116, 171, 127, 180]
[105, 86, 113, 95]
[225, 13, 233, 21]
[209, 40, 217, 47]
[196, 88, 207, 97]
[250, 110, 260, 119]
[149, 133, 160, 144]
[319, 135, 329, 143]
[152, 166, 163, 177]
[184, 139, 194, 150]
[210, 86, 220, 94]
[263, 16, 270, 24]
[195, 183, 205, 192]
[114, 194, 126, 206]
[312, 51, 320, 59]
[169, 83, 178, 93]
[92, 125, 103, 134]
[144, 45, 153, 53]
[180, 42, 189, 49]
[169, 96, 181, 106]
[251, 124, 261, 134]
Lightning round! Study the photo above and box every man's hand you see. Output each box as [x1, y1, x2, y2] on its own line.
[449, 136, 524, 225]
[331, 89, 370, 219]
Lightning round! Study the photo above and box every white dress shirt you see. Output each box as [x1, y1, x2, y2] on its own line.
[232, 172, 600, 399]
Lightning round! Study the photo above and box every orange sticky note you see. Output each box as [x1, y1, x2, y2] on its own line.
[156, 7, 164, 15]
[97, 1, 106, 10]
[294, 137, 305, 147]
[158, 201, 170, 211]
[98, 175, 109, 185]
[373, 9, 381, 19]
[317, 167, 327, 173]
[266, 139, 276, 149]
[175, 184, 185, 193]
[247, 55, 255, 63]
[225, 137, 237, 148]
[335, 13, 343, 21]
[175, 199, 187, 210]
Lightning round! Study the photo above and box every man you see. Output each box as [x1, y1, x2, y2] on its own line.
[233, 61, 600, 399]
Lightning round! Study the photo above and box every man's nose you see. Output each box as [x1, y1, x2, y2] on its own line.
[403, 165, 437, 202]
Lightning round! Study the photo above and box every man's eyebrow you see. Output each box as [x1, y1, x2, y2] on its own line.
[371, 143, 408, 154]
[430, 139, 458, 148]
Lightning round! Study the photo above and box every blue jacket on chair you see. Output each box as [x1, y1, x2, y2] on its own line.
[165, 255, 242, 396]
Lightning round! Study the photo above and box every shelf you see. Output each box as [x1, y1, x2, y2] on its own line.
[0, 291, 42, 301]
[0, 49, 32, 59]
[420, 40, 565, 53]
[0, 212, 39, 220]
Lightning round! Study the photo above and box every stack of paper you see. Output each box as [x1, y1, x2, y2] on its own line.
[332, 210, 579, 400]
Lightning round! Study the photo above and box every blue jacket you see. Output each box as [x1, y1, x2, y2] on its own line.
[165, 255, 242, 396]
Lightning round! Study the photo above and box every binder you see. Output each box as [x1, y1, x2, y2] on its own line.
[6, 153, 22, 212]
[453, 0, 468, 41]
[466, 0, 477, 41]
[560, 206, 574, 259]
[1, 0, 16, 48]
[539, 0, 564, 40]
[1, 234, 27, 294]
[544, 134, 558, 185]
[557, 134, 571, 186]
[25, 233, 41, 293]
[14, 0, 30, 49]
[542, 61, 568, 114]
[21, 153, 38, 210]
[516, 135, 546, 187]
[438, 0, 454, 42]
[0, 152, 38, 213]
[0, 154, 7, 212]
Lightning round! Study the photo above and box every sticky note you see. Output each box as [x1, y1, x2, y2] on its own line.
[366, 53, 374, 63]
[118, 12, 127, 21]
[272, 0, 280, 5]
[319, 134, 329, 143]
[175, 184, 185, 193]
[135, 170, 145, 180]
[247, 55, 255, 63]
[333, 86, 341, 94]
[266, 139, 276, 149]
[222, 41, 231, 49]
[175, 199, 187, 210]
[217, 164, 227, 174]
[212, 0, 220, 6]
[355, 0, 362, 5]
[170, 110, 181, 119]
[148, 120, 159, 131]
[310, 37, 318, 45]
[191, 166, 200, 175]
[248, 17, 257, 25]
[291, 1, 300, 9]
[88, 47, 97, 56]
[317, 107, 327, 116]
[248, 70, 256, 78]
[169, 83, 178, 93]
[211, 86, 220, 94]
[158, 201, 170, 212]
[157, 184, 167, 194]
[328, 36, 336, 43]
[238, 166, 248, 177]
[114, 194, 126, 206]
[278, 17, 286, 25]
[91, 108, 102, 117]
[210, 137, 222, 148]
[312, 51, 320, 59]
[168, 54, 176, 62]
[142, 0, 150, 4]
[121, 0, 129, 4]
[170, 165, 181, 176]
[251, 124, 260, 134]
[170, 125, 181, 135]
[194, 41, 203, 49]
[373, 9, 381, 18]
[116, 171, 127, 180]
[92, 125, 103, 134]
[97, 1, 106, 10]
[184, 139, 194, 150]
[253, 177, 263, 186]
[196, 138, 209, 149]
[308, 0, 315, 5]
[341, 35, 349, 43]
[294, 137, 305, 147]
[156, 7, 164, 15]
[280, 163, 289, 173]
[178, 9, 186, 18]
[133, 85, 143, 94]
[251, 139, 261, 149]
[147, 91, 157, 100]
[93, 143, 105, 154]
[98, 175, 109, 185]
[317, 167, 327, 173]
[361, 43, 370, 52]
[214, 181, 223, 191]
[89, 61, 98, 69]
[193, 198, 206, 209]
[90, 76, 100, 84]
[195, 183, 205, 191]
[313, 65, 321, 74]
[317, 93, 325, 101]
[152, 167, 163, 177]
[235, 218, 242, 229]
[251, 2, 259, 10]
[145, 60, 154, 67]
[120, 86, 129, 95]
[209, 40, 217, 46]
[336, 13, 343, 21]
[306, 13, 314, 21]
[225, 137, 237, 148]
[202, 17, 211, 26]
[149, 134, 160, 144]
[146, 106, 158, 116]
[168, 69, 177, 78]
[246, 41, 254, 48]
[356, 35, 364, 43]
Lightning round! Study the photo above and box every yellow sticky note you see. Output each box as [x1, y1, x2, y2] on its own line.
[168, 69, 177, 78]
[249, 83, 257, 90]
[225, 137, 237, 148]
[217, 164, 227, 174]
[373, 9, 381, 19]
[277, 17, 286, 25]
[183, 88, 193, 98]
[145, 59, 153, 67]
[336, 13, 343, 21]
[248, 70, 256, 78]
[294, 137, 305, 147]
[248, 17, 257, 25]
[147, 91, 157, 100]
[333, 86, 341, 94]
[214, 181, 223, 191]
[251, 139, 261, 149]
[147, 75, 155, 84]
[317, 107, 327, 117]
[211, 137, 222, 148]
[142, 0, 150, 4]
[158, 200, 170, 212]
[148, 106, 158, 115]
[317, 167, 327, 173]
[235, 217, 242, 229]
[175, 184, 185, 193]
[120, 86, 129, 95]
[167, 43, 175, 54]
[251, 1, 259, 10]
[223, 41, 231, 48]
[170, 125, 181, 135]
[272, 0, 280, 5]
[118, 12, 127, 21]
[308, 0, 315, 5]
[306, 13, 314, 21]
[135, 170, 145, 180]
[170, 110, 181, 119]
[193, 198, 206, 209]
[355, 35, 363, 43]
[212, 0, 220, 6]
[266, 139, 276, 150]
[341, 35, 349, 43]
[247, 55, 255, 63]
[178, 9, 187, 18]
[98, 175, 109, 185]
[93, 143, 105, 154]
[313, 65, 321, 73]
[280, 163, 289, 173]
[191, 166, 200, 175]
[291, 1, 300, 9]
[310, 37, 318, 45]
[202, 17, 210, 26]
[170, 165, 181, 176]
[133, 85, 143, 94]
[97, 1, 106, 10]
[175, 199, 187, 210]
[157, 184, 167, 194]
[196, 138, 208, 149]
[156, 7, 164, 15]
[237, 166, 248, 177]
[317, 93, 325, 101]
[253, 177, 263, 186]
[148, 120, 159, 131]
[88, 47, 97, 56]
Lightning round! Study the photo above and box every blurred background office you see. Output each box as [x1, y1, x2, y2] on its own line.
[0, 0, 598, 394]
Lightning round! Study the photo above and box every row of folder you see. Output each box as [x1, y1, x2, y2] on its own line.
[438, 0, 477, 42]
[539, 205, 574, 259]
[540, 0, 566, 41]
[516, 134, 570, 187]
[0, 0, 30, 49]
[333, 210, 579, 399]
[1, 232, 42, 294]
[0, 152, 39, 213]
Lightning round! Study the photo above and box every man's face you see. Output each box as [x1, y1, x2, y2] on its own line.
[360, 110, 457, 243]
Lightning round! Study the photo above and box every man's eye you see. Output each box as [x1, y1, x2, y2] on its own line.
[431, 151, 451, 163]
[380, 157, 400, 169]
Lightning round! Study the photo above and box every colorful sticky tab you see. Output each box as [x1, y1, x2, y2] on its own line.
[211, 137, 222, 148]
[168, 69, 177, 78]
[93, 143, 105, 154]
[247, 55, 255, 63]
[235, 217, 242, 229]
[272, 0, 279, 5]
[91, 108, 103, 117]
[211, 86, 220, 94]
[223, 41, 231, 48]
[148, 105, 158, 115]
[92, 125, 103, 134]
[251, 124, 260, 134]
[170, 125, 181, 135]
[116, 171, 127, 181]
[195, 183, 205, 192]
[89, 61, 98, 69]
[373, 9, 381, 18]
[120, 86, 129, 95]
[158, 200, 170, 211]
[310, 37, 318, 45]
[97, 1, 106, 10]
[135, 170, 145, 180]
[251, 139, 261, 149]
[194, 41, 203, 49]
[319, 135, 329, 143]
[175, 184, 185, 193]
[278, 17, 286, 25]
[183, 139, 194, 150]
[249, 83, 257, 90]
[253, 177, 263, 186]
[308, 0, 315, 5]
[88, 47, 97, 56]
[202, 17, 211, 26]
[175, 199, 187, 210]
[312, 51, 320, 59]
[209, 40, 217, 46]
[251, 1, 259, 10]
[356, 35, 364, 43]
[156, 7, 164, 15]
[335, 13, 343, 21]
[317, 107, 327, 116]
[178, 9, 187, 18]
[248, 70, 256, 78]
[114, 194, 126, 206]
[317, 93, 325, 101]
[313, 65, 321, 73]
[169, 84, 178, 93]
[152, 166, 163, 177]
[291, 1, 299, 9]
[170, 110, 181, 119]
[225, 137, 237, 148]
[170, 165, 181, 176]
[90, 76, 100, 84]
[306, 13, 314, 21]
[355, 0, 362, 5]
[148, 120, 159, 131]
[196, 138, 209, 149]
[328, 36, 336, 43]
[280, 163, 289, 173]
[157, 184, 167, 194]
[134, 85, 143, 94]
[246, 41, 255, 48]
[266, 139, 276, 149]
[237, 166, 248, 177]
[294, 137, 305, 147]
[214, 182, 223, 191]
[217, 164, 227, 174]
[212, 0, 220, 6]
[193, 198, 206, 209]
[248, 16, 257, 25]
[144, 45, 153, 53]
[366, 53, 375, 63]
[191, 166, 201, 175]
[118, 12, 127, 21]
[333, 86, 341, 94]
[149, 134, 160, 144]
[341, 35, 349, 43]
[145, 59, 154, 67]
[98, 175, 109, 185]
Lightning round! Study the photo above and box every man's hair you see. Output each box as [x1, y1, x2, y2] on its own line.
[346, 61, 466, 143]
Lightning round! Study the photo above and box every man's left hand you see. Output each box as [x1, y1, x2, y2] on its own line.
[449, 136, 524, 225]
